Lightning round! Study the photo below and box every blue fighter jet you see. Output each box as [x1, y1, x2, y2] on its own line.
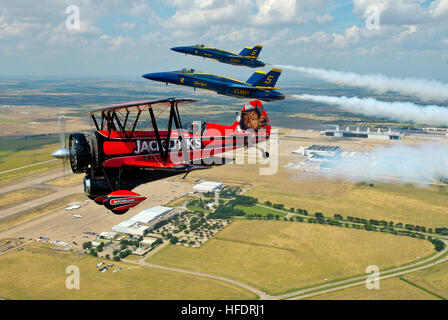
[142, 68, 284, 102]
[171, 44, 265, 68]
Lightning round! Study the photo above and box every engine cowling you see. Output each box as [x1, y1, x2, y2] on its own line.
[69, 133, 91, 173]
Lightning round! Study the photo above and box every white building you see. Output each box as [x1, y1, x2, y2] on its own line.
[193, 181, 224, 193]
[112, 206, 174, 236]
[131, 206, 173, 223]
[99, 232, 118, 240]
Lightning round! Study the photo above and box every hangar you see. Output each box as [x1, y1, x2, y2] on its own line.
[193, 181, 224, 193]
[112, 206, 174, 236]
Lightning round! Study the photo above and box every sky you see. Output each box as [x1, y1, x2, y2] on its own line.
[1, 0, 448, 82]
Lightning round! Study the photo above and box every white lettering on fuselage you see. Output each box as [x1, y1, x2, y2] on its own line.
[133, 138, 201, 154]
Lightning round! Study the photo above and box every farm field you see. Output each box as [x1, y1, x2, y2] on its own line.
[188, 159, 448, 227]
[0, 188, 52, 210]
[45, 174, 84, 187]
[405, 261, 448, 299]
[234, 204, 287, 218]
[0, 137, 61, 183]
[309, 277, 439, 300]
[147, 220, 434, 295]
[0, 243, 256, 300]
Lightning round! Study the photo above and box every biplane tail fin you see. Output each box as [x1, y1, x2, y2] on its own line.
[239, 45, 263, 57]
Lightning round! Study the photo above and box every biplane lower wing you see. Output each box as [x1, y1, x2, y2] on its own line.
[123, 160, 211, 171]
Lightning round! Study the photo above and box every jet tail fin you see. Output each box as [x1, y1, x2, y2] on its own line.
[247, 68, 282, 88]
[239, 45, 263, 57]
[246, 70, 266, 86]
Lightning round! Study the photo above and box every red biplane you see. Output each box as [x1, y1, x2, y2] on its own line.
[54, 98, 271, 214]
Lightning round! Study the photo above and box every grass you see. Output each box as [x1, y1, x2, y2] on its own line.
[0, 137, 62, 183]
[399, 277, 446, 300]
[308, 277, 438, 300]
[247, 182, 448, 228]
[186, 159, 448, 227]
[404, 260, 448, 299]
[0, 194, 85, 232]
[187, 203, 211, 214]
[0, 243, 257, 300]
[234, 204, 287, 218]
[166, 195, 194, 207]
[45, 174, 83, 187]
[0, 188, 52, 210]
[147, 220, 434, 295]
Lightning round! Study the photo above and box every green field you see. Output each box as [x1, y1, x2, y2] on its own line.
[0, 137, 61, 182]
[0, 243, 257, 300]
[309, 277, 439, 300]
[247, 182, 448, 228]
[187, 161, 448, 228]
[147, 220, 433, 295]
[234, 205, 287, 218]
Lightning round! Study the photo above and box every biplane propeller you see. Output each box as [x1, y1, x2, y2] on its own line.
[52, 98, 271, 214]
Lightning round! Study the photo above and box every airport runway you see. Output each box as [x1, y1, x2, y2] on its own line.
[0, 171, 81, 220]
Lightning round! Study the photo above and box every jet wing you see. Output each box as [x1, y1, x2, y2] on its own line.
[226, 84, 278, 90]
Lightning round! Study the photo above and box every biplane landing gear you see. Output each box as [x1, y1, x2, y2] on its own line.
[102, 190, 147, 215]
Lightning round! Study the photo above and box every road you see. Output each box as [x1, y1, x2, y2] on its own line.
[122, 239, 448, 300]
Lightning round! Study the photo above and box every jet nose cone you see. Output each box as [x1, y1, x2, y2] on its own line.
[142, 72, 178, 84]
[142, 72, 165, 81]
[171, 46, 188, 53]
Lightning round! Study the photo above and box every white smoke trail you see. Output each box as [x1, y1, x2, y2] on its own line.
[323, 144, 448, 185]
[278, 64, 448, 103]
[290, 94, 448, 126]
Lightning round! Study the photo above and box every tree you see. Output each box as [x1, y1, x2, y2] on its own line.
[315, 212, 324, 219]
[90, 249, 97, 257]
[170, 237, 179, 244]
[113, 256, 121, 262]
[82, 241, 92, 250]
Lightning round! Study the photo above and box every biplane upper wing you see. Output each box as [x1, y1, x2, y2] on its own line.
[89, 97, 198, 114]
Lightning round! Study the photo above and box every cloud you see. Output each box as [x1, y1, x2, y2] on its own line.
[287, 25, 361, 48]
[117, 22, 136, 30]
[250, 0, 326, 26]
[98, 35, 135, 51]
[163, 0, 253, 29]
[315, 13, 334, 25]
[353, 0, 448, 25]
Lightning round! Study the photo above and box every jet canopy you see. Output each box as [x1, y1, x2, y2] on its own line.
[181, 68, 196, 73]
